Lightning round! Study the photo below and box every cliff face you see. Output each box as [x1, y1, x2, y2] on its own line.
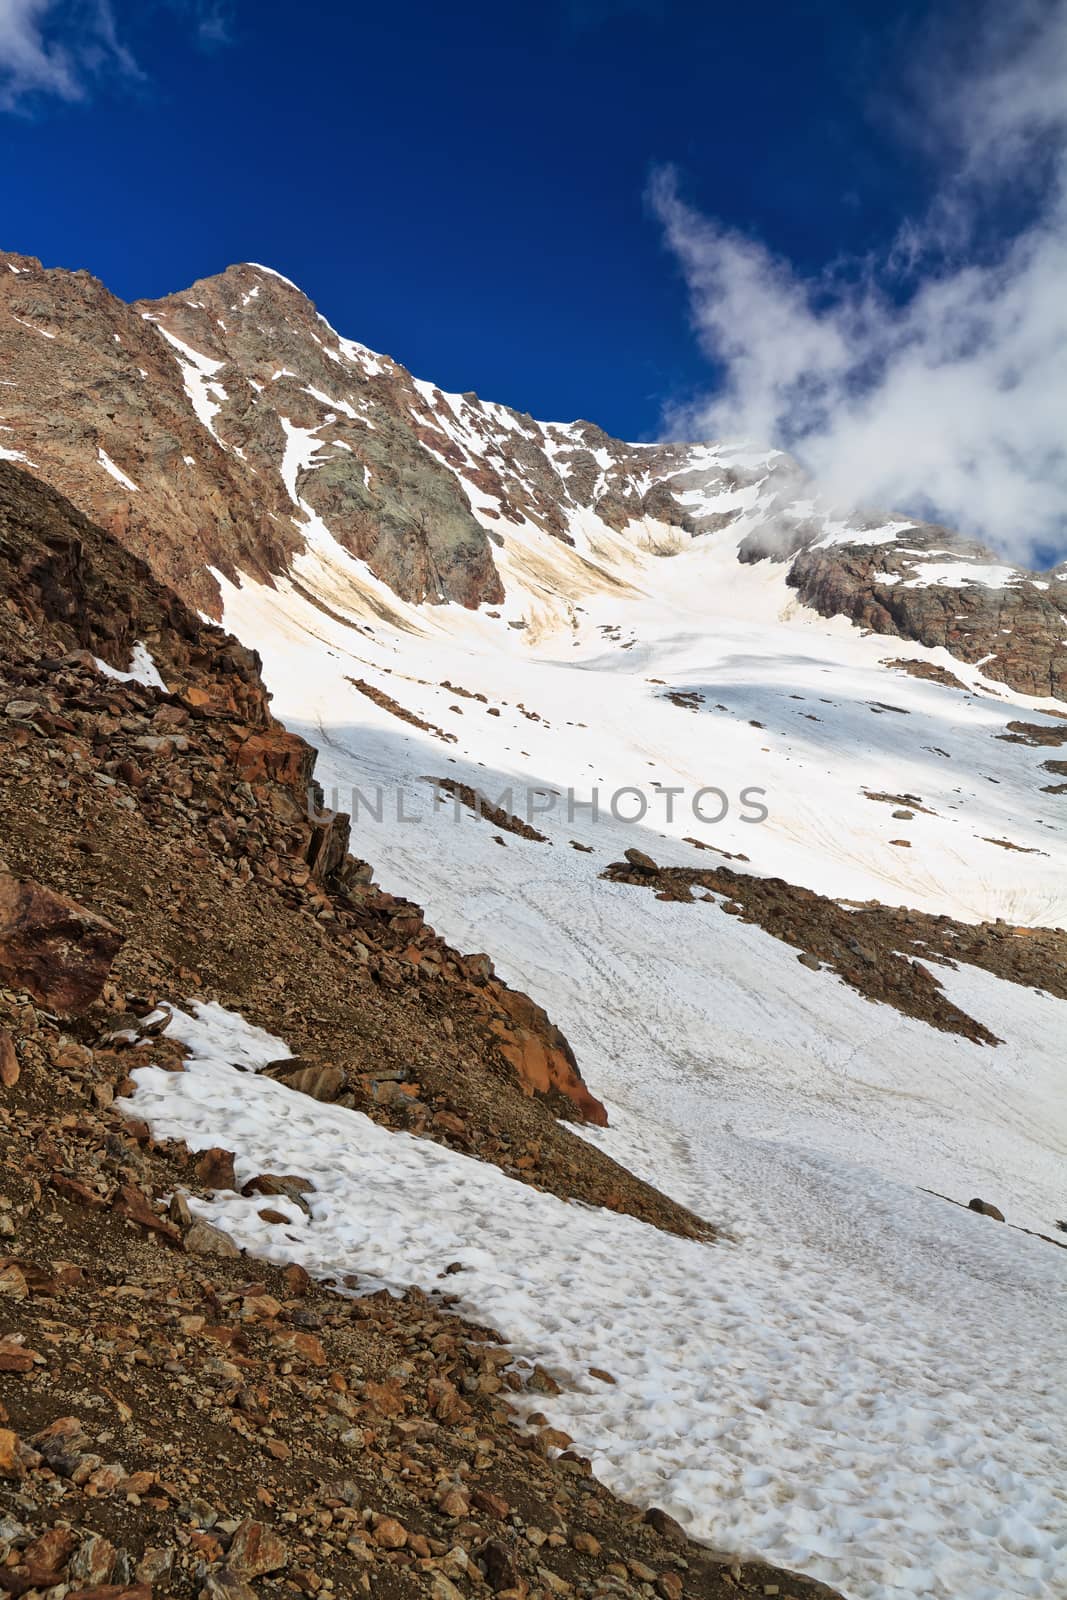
[786, 538, 1067, 701]
[2, 248, 1065, 699]
[0, 253, 300, 614]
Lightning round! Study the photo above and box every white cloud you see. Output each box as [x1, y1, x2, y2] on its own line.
[0, 0, 80, 105]
[652, 0, 1067, 566]
[0, 0, 140, 109]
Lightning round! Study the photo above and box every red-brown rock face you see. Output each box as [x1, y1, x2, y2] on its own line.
[786, 540, 1067, 700]
[0, 253, 734, 621]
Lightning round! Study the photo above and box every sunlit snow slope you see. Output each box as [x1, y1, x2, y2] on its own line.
[114, 324, 1066, 1600]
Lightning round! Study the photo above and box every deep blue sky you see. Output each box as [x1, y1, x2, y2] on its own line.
[4, 0, 950, 440]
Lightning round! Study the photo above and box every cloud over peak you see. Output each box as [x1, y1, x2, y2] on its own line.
[652, 0, 1067, 566]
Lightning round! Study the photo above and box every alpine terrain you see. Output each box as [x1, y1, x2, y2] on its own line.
[0, 251, 1064, 1600]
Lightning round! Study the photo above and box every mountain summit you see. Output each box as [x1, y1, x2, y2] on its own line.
[3, 251, 1066, 700]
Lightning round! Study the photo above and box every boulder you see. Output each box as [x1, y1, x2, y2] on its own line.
[200, 1575, 257, 1600]
[69, 1531, 118, 1585]
[645, 1507, 688, 1546]
[0, 1027, 18, 1087]
[968, 1197, 1005, 1221]
[0, 1426, 22, 1478]
[372, 1516, 408, 1551]
[226, 1518, 288, 1579]
[241, 1173, 315, 1215]
[624, 847, 658, 872]
[184, 1219, 242, 1257]
[263, 1058, 345, 1103]
[282, 1263, 311, 1296]
[0, 872, 123, 1014]
[481, 1538, 520, 1590]
[229, 728, 313, 787]
[194, 1147, 238, 1190]
[112, 1183, 181, 1241]
[490, 988, 607, 1126]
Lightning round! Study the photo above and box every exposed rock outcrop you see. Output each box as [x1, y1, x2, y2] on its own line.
[602, 852, 1067, 1045]
[0, 872, 122, 1014]
[787, 539, 1067, 700]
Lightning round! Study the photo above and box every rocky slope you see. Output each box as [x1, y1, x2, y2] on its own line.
[3, 249, 1065, 698]
[0, 459, 858, 1599]
[0, 1004, 840, 1600]
[0, 458, 678, 1193]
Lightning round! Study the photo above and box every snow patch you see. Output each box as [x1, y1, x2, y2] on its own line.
[901, 561, 1026, 590]
[10, 314, 55, 340]
[153, 326, 228, 441]
[246, 263, 302, 291]
[278, 417, 329, 503]
[93, 642, 168, 692]
[96, 447, 139, 492]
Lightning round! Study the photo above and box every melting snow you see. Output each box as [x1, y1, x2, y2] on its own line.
[126, 1000, 1067, 1600]
[10, 314, 55, 340]
[901, 561, 1026, 590]
[303, 384, 360, 420]
[814, 519, 918, 549]
[86, 336, 1064, 1598]
[246, 263, 302, 292]
[278, 417, 329, 502]
[333, 333, 388, 376]
[93, 642, 168, 692]
[96, 447, 139, 492]
[180, 492, 1067, 1600]
[154, 326, 228, 441]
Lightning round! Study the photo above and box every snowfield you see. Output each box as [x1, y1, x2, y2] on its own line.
[128, 392, 1067, 1600]
[126, 1001, 1066, 1600]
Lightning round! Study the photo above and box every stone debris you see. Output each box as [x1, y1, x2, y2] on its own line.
[0, 427, 841, 1600]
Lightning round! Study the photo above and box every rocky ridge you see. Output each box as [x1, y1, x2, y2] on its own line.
[602, 849, 1067, 1057]
[2, 250, 1065, 698]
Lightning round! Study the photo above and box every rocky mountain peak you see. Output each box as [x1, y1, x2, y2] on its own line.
[2, 249, 1066, 698]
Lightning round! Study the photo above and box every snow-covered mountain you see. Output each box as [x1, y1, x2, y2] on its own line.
[3, 250, 1067, 699]
[2, 250, 1066, 1600]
